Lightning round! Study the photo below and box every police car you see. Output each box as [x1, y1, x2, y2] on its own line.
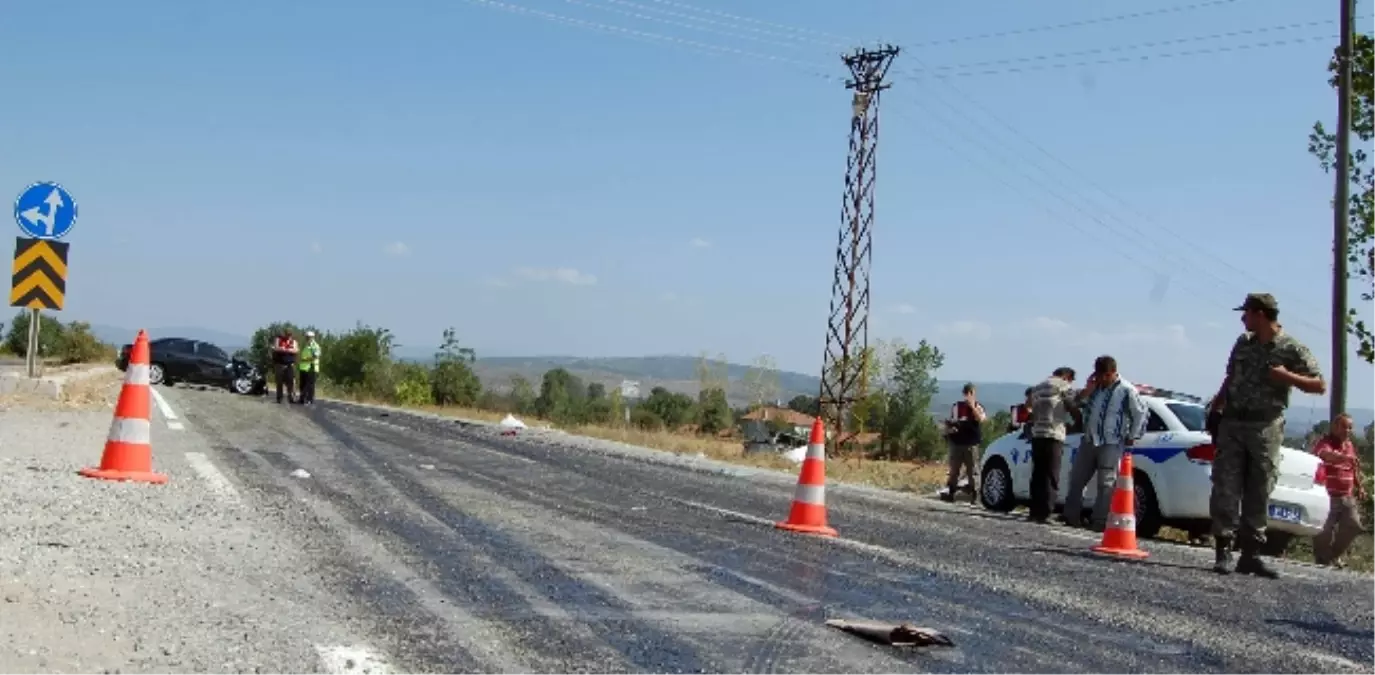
[979, 384, 1330, 555]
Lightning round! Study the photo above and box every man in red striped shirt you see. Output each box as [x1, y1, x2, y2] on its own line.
[1311, 413, 1366, 567]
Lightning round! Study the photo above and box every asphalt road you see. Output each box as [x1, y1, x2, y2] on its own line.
[161, 385, 1374, 674]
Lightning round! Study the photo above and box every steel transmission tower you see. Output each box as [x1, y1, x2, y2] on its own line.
[818, 45, 899, 451]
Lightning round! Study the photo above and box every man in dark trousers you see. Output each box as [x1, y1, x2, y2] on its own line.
[942, 383, 986, 504]
[271, 329, 300, 404]
[1207, 293, 1324, 577]
[1026, 367, 1085, 523]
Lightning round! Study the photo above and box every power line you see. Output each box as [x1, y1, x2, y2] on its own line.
[926, 33, 1339, 79]
[904, 0, 1253, 48]
[912, 18, 1349, 75]
[561, 0, 827, 51]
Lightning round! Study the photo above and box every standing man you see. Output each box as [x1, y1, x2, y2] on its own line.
[942, 383, 986, 504]
[298, 330, 322, 406]
[271, 329, 300, 404]
[1027, 367, 1084, 524]
[1311, 413, 1366, 567]
[1207, 293, 1325, 578]
[1064, 356, 1148, 531]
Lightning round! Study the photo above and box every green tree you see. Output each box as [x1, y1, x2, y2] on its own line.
[980, 410, 1014, 450]
[697, 386, 733, 435]
[5, 310, 65, 358]
[587, 382, 607, 400]
[1310, 32, 1374, 363]
[536, 367, 586, 425]
[55, 321, 113, 364]
[641, 386, 696, 430]
[882, 340, 946, 460]
[430, 327, 481, 407]
[787, 394, 819, 416]
[509, 375, 536, 414]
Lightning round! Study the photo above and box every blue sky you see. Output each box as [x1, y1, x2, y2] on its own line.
[1, 0, 1371, 407]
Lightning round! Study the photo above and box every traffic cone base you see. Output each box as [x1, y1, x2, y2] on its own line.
[78, 467, 169, 484]
[1090, 451, 1148, 559]
[81, 329, 167, 485]
[775, 417, 838, 537]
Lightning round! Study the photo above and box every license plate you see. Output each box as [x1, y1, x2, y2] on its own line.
[1268, 503, 1302, 523]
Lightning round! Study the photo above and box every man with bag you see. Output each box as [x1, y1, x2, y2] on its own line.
[942, 383, 986, 504]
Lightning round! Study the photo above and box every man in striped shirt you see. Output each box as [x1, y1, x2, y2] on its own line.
[1312, 413, 1367, 567]
[1064, 356, 1148, 531]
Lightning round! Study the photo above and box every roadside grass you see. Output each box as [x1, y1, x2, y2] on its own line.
[324, 393, 950, 494]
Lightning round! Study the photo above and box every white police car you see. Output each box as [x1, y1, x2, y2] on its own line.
[979, 384, 1330, 555]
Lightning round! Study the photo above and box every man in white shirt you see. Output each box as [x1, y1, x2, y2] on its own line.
[1064, 355, 1148, 531]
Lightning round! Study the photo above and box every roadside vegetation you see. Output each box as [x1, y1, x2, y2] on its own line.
[0, 311, 116, 366]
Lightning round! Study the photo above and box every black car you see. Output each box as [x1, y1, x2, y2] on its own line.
[116, 337, 267, 395]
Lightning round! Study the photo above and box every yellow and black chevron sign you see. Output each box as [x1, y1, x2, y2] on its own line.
[10, 237, 69, 311]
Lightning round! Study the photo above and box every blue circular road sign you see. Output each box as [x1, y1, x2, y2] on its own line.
[14, 182, 78, 240]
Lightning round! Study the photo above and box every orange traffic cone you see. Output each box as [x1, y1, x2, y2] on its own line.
[79, 329, 168, 484]
[776, 417, 838, 537]
[1090, 450, 1147, 559]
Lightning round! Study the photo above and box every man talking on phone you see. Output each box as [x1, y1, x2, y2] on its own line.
[1063, 356, 1147, 531]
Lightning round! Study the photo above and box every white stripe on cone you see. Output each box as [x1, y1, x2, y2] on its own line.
[804, 441, 825, 461]
[791, 483, 826, 506]
[124, 364, 151, 386]
[107, 417, 152, 444]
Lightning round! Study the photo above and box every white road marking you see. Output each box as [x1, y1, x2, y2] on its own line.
[149, 387, 184, 430]
[314, 644, 393, 675]
[183, 452, 241, 504]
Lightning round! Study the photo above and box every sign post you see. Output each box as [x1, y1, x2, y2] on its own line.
[620, 379, 640, 426]
[12, 182, 77, 378]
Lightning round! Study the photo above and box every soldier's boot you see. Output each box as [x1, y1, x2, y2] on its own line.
[1236, 548, 1280, 579]
[1212, 537, 1235, 575]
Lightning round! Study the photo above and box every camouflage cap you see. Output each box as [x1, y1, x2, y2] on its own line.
[1233, 293, 1278, 312]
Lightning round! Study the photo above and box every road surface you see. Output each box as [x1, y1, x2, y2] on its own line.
[7, 383, 1373, 673]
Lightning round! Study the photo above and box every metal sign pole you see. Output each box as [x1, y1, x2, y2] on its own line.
[26, 308, 39, 378]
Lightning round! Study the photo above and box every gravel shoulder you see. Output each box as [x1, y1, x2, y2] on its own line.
[0, 387, 393, 673]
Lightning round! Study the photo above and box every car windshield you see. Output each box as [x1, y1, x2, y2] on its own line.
[1166, 402, 1207, 432]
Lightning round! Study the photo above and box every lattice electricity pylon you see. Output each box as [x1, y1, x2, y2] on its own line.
[818, 45, 900, 452]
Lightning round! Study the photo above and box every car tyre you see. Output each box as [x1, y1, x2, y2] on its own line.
[1257, 532, 1294, 558]
[980, 458, 1016, 512]
[231, 377, 255, 395]
[148, 363, 166, 386]
[1132, 471, 1164, 539]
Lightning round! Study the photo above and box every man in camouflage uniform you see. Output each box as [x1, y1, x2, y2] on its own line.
[1207, 293, 1326, 577]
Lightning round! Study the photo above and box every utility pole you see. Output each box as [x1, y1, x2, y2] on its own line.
[818, 45, 899, 453]
[1330, 0, 1353, 421]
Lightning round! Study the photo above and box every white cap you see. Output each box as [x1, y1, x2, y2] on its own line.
[305, 330, 315, 337]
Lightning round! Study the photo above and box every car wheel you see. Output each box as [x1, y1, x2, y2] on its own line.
[1132, 471, 1164, 539]
[980, 458, 1016, 512]
[231, 377, 254, 395]
[1258, 532, 1294, 558]
[148, 363, 166, 386]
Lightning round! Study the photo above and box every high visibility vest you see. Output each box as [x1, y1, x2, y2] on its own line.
[299, 341, 321, 372]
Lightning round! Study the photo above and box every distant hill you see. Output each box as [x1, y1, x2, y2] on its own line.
[468, 354, 1033, 416]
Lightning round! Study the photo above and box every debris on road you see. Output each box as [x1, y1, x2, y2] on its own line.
[498, 414, 527, 436]
[290, 468, 312, 479]
[824, 619, 955, 648]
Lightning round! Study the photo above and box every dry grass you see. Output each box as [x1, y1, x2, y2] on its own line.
[1155, 524, 1374, 573]
[336, 395, 951, 494]
[0, 369, 123, 413]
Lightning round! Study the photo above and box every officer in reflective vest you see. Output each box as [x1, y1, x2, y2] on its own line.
[298, 330, 322, 406]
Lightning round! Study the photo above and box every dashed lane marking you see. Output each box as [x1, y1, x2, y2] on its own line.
[183, 452, 241, 504]
[149, 387, 184, 430]
[314, 644, 394, 675]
